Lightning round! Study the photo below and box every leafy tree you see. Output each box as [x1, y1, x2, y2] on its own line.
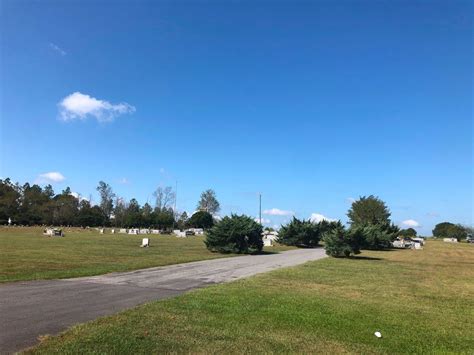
[449, 225, 468, 241]
[359, 223, 398, 249]
[433, 222, 454, 238]
[205, 214, 263, 253]
[43, 184, 54, 199]
[0, 178, 21, 224]
[96, 181, 115, 223]
[113, 197, 127, 228]
[188, 211, 214, 229]
[153, 186, 175, 211]
[433, 222, 469, 240]
[278, 217, 337, 247]
[152, 207, 175, 230]
[177, 211, 188, 230]
[141, 203, 153, 228]
[76, 200, 104, 226]
[197, 189, 220, 214]
[399, 228, 417, 237]
[125, 198, 141, 227]
[52, 190, 79, 226]
[18, 183, 49, 225]
[433, 222, 467, 241]
[347, 195, 391, 227]
[323, 224, 364, 257]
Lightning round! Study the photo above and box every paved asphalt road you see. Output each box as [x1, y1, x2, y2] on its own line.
[0, 248, 326, 353]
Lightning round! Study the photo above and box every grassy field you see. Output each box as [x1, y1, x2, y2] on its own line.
[27, 240, 473, 354]
[0, 227, 292, 283]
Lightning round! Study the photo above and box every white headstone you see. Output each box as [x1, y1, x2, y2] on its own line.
[141, 238, 150, 247]
[8, 217, 12, 225]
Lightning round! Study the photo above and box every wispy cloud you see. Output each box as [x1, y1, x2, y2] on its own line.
[36, 171, 65, 184]
[58, 92, 136, 123]
[49, 42, 66, 56]
[118, 177, 130, 184]
[310, 213, 336, 223]
[263, 208, 294, 216]
[402, 219, 420, 228]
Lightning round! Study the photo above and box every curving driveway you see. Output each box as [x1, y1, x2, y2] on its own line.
[0, 248, 326, 353]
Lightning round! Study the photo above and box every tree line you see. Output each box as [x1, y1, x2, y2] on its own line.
[204, 195, 472, 257]
[0, 178, 220, 229]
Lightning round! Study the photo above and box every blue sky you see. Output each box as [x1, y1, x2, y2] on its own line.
[1, 0, 472, 234]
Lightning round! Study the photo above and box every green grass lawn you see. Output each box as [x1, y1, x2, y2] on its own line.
[26, 240, 474, 354]
[0, 227, 293, 283]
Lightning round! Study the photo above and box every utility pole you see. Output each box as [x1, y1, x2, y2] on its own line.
[174, 180, 178, 214]
[259, 193, 262, 225]
[173, 180, 178, 229]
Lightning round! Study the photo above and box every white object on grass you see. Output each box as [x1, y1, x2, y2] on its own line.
[141, 238, 150, 247]
[374, 331, 382, 338]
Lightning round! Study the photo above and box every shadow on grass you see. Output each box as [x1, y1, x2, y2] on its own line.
[350, 255, 383, 261]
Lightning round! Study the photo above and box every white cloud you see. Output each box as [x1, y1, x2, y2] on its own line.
[402, 219, 420, 228]
[49, 42, 66, 56]
[58, 92, 136, 123]
[36, 171, 65, 183]
[310, 213, 336, 223]
[254, 217, 271, 224]
[70, 191, 89, 202]
[118, 177, 130, 184]
[263, 208, 294, 216]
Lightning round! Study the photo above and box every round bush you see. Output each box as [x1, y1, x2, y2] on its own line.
[205, 214, 263, 254]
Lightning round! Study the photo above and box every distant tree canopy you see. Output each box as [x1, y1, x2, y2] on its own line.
[347, 195, 391, 227]
[0, 178, 180, 229]
[205, 214, 263, 254]
[433, 222, 468, 241]
[187, 211, 214, 229]
[399, 228, 417, 237]
[197, 189, 220, 215]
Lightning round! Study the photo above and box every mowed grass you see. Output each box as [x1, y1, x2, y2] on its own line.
[0, 227, 293, 283]
[28, 240, 474, 354]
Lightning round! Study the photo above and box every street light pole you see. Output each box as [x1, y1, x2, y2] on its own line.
[259, 193, 262, 225]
